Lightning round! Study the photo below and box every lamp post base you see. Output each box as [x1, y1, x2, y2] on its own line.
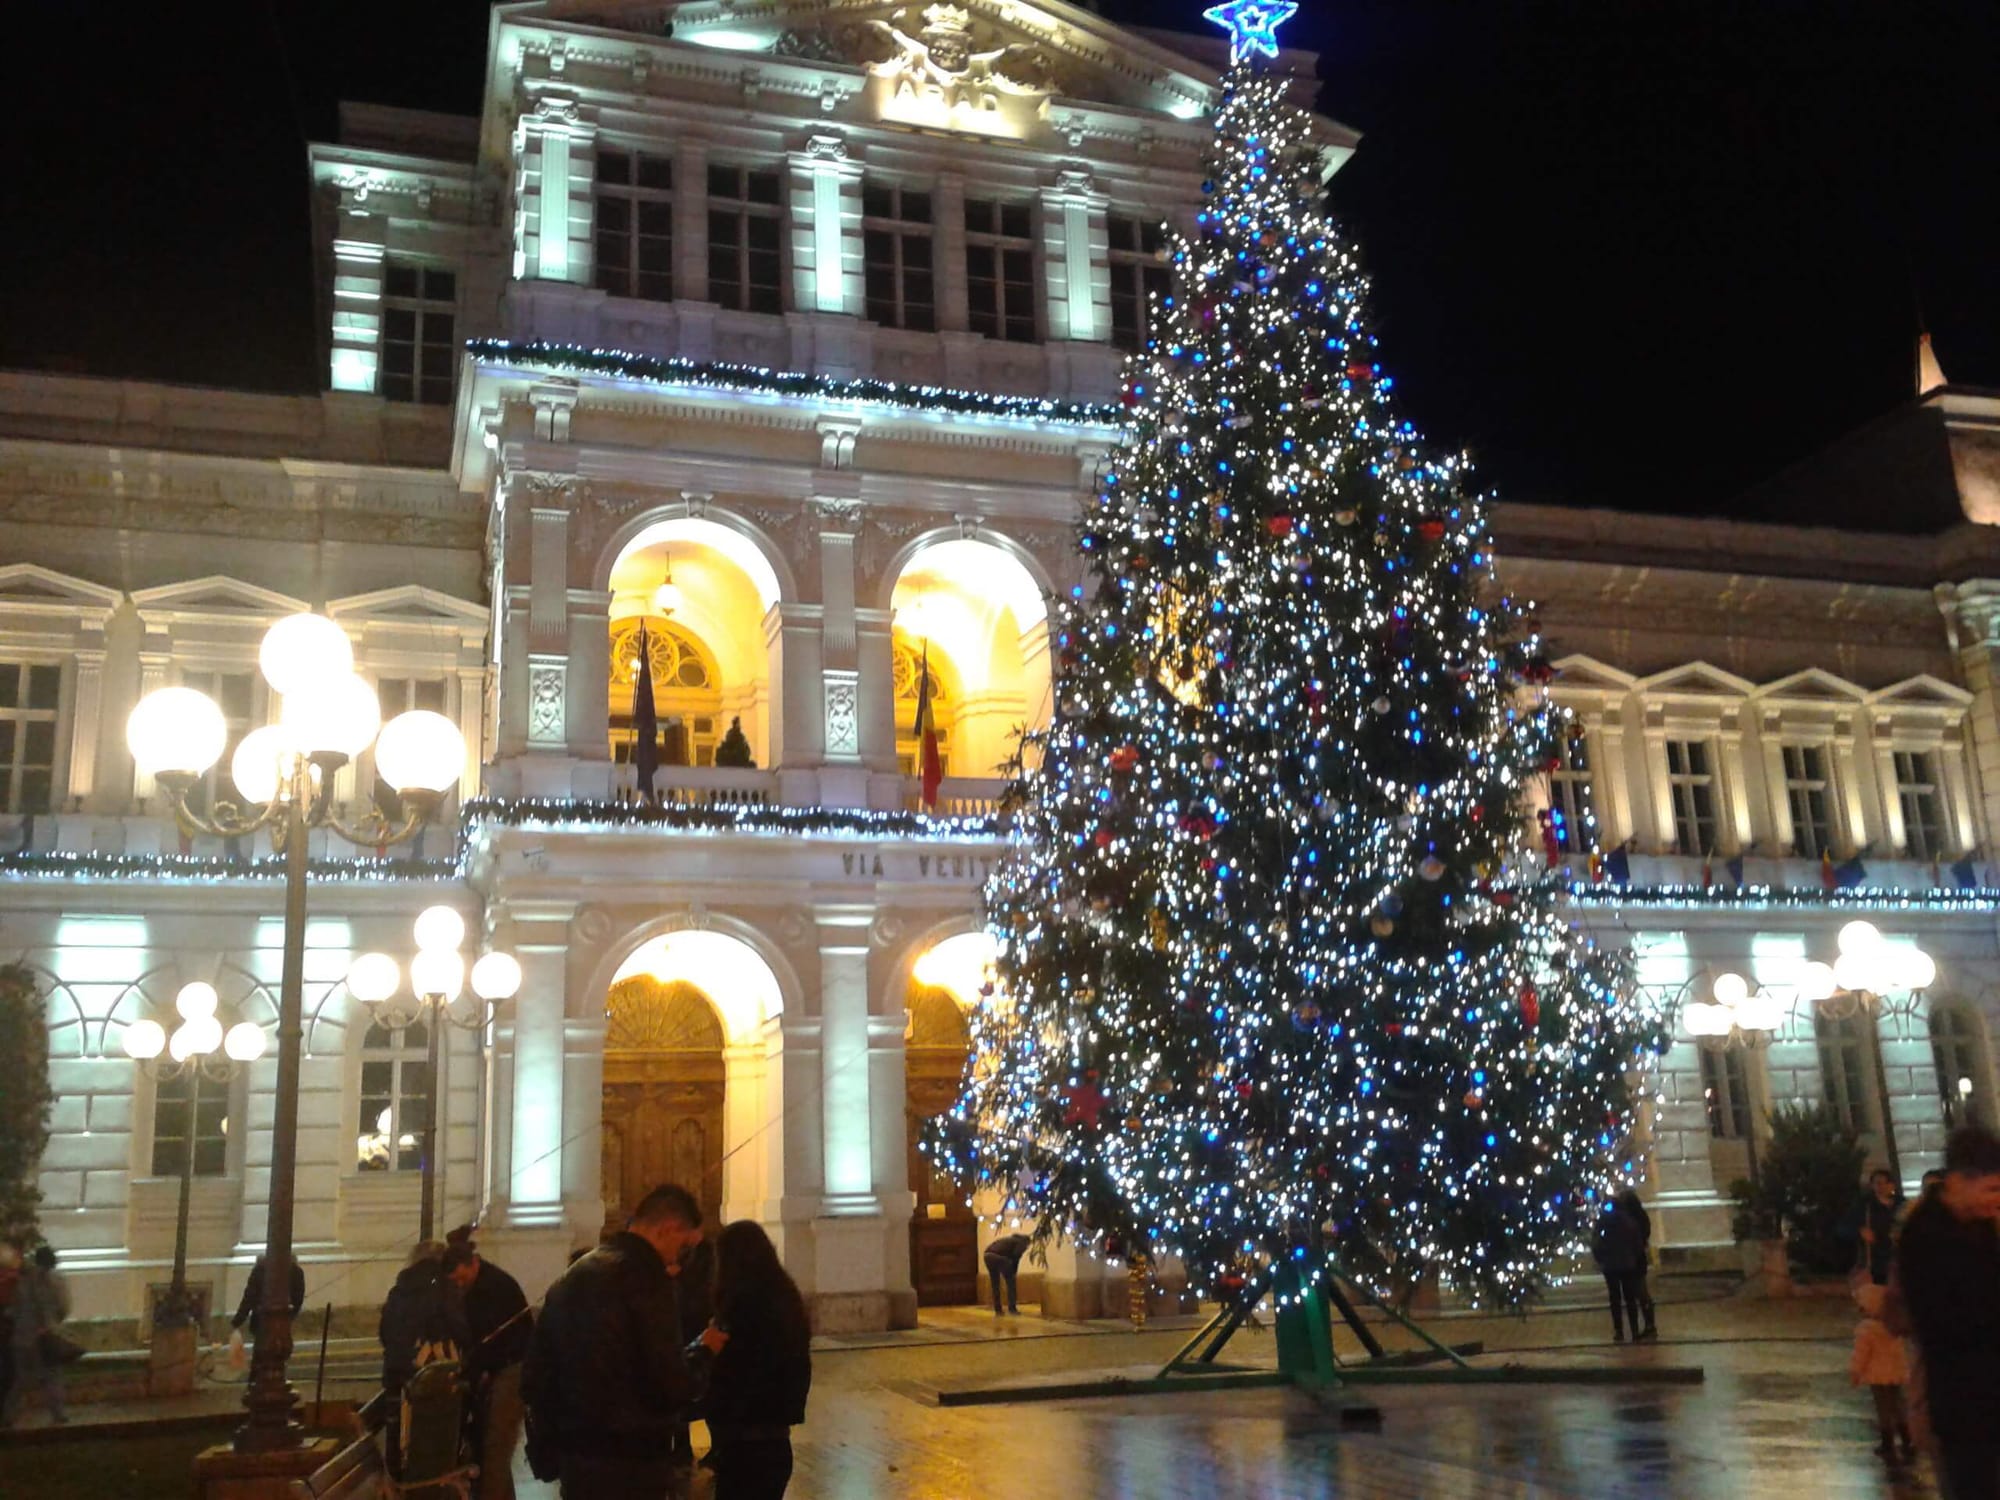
[192, 1437, 339, 1500]
[146, 1320, 199, 1398]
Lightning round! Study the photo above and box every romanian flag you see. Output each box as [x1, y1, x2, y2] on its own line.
[914, 641, 943, 810]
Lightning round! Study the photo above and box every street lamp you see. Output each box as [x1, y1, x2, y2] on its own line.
[347, 905, 522, 1241]
[126, 612, 465, 1453]
[121, 983, 269, 1330]
[1815, 920, 1936, 1186]
[1680, 970, 1787, 1184]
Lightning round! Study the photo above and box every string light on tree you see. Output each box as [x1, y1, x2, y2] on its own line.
[925, 17, 1658, 1311]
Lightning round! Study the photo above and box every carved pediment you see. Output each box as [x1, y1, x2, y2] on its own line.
[1636, 661, 1756, 699]
[131, 575, 308, 622]
[0, 564, 121, 616]
[1751, 668, 1867, 705]
[328, 585, 491, 631]
[1867, 675, 1973, 712]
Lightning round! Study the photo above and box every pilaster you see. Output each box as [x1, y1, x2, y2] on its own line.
[512, 97, 596, 285]
[328, 197, 386, 394]
[1039, 167, 1111, 343]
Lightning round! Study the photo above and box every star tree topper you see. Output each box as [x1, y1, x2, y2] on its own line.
[1202, 0, 1298, 63]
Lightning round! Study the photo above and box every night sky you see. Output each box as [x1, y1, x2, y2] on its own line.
[3, 0, 1995, 522]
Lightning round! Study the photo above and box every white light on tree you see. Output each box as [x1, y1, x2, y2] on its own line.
[224, 1021, 269, 1063]
[122, 1018, 167, 1061]
[127, 688, 228, 779]
[372, 711, 465, 794]
[281, 673, 382, 761]
[411, 948, 466, 1002]
[346, 951, 401, 1004]
[259, 613, 354, 697]
[414, 905, 466, 955]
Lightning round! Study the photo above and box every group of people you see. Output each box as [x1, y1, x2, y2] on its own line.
[377, 1184, 811, 1500]
[0, 1243, 72, 1426]
[1843, 1128, 2000, 1498]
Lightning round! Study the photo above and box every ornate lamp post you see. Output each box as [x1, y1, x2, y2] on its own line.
[1681, 970, 1789, 1184]
[346, 908, 522, 1241]
[1813, 920, 1936, 1186]
[127, 612, 465, 1453]
[121, 982, 268, 1394]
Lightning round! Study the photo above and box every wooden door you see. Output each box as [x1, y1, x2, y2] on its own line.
[906, 986, 978, 1305]
[601, 976, 727, 1237]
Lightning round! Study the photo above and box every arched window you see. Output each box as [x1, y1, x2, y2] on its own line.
[892, 634, 951, 777]
[1930, 1001, 1994, 1129]
[608, 617, 723, 767]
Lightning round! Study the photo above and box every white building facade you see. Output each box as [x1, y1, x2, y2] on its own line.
[7, 0, 2000, 1333]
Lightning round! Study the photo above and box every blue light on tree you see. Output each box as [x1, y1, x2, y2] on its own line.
[1202, 0, 1299, 63]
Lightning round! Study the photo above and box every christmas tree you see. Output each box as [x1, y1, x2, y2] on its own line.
[929, 10, 1657, 1309]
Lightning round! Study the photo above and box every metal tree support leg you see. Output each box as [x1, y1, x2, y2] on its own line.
[1157, 1284, 1264, 1377]
[1347, 1277, 1475, 1371]
[1273, 1262, 1338, 1388]
[1321, 1278, 1386, 1360]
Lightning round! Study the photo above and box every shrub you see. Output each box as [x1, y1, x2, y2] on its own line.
[1729, 1100, 1865, 1274]
[0, 963, 51, 1246]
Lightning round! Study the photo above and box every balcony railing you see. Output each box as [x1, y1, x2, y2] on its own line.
[903, 777, 1008, 817]
[607, 764, 779, 806]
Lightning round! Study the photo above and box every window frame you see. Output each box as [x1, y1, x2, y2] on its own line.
[0, 659, 62, 815]
[356, 1017, 434, 1175]
[706, 163, 786, 316]
[1698, 1045, 1753, 1141]
[594, 145, 676, 304]
[1930, 1000, 1992, 1129]
[963, 196, 1038, 344]
[1815, 1008, 1877, 1136]
[1107, 212, 1171, 352]
[861, 183, 936, 333]
[1547, 727, 1596, 854]
[174, 665, 266, 815]
[1780, 741, 1837, 860]
[1664, 736, 1719, 857]
[150, 1067, 231, 1179]
[378, 261, 458, 407]
[1893, 748, 1949, 862]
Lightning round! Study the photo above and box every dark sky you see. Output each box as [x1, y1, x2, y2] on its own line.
[3, 1, 1996, 521]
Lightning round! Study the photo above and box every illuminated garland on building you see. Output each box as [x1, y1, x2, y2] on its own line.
[458, 797, 1003, 843]
[467, 339, 1125, 427]
[0, 850, 455, 883]
[926, 56, 1662, 1311]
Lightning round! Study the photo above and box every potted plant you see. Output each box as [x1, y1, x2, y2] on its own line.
[1729, 1101, 1866, 1295]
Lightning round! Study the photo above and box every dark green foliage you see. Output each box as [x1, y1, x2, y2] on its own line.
[0, 962, 52, 1246]
[714, 716, 756, 769]
[1729, 1101, 1866, 1274]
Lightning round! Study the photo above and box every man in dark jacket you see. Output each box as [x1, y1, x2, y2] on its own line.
[523, 1184, 707, 1498]
[233, 1255, 307, 1341]
[444, 1241, 531, 1500]
[1900, 1125, 2000, 1500]
[984, 1233, 1030, 1316]
[1591, 1196, 1650, 1344]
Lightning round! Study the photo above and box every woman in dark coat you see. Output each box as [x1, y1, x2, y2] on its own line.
[694, 1221, 812, 1500]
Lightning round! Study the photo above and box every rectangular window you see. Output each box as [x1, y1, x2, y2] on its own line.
[1699, 1047, 1751, 1141]
[595, 147, 675, 303]
[380, 263, 457, 407]
[177, 668, 259, 814]
[1107, 213, 1171, 352]
[964, 198, 1036, 343]
[1895, 749, 1948, 860]
[707, 165, 785, 315]
[1931, 1004, 1986, 1129]
[1816, 1011, 1874, 1134]
[152, 1070, 228, 1177]
[376, 678, 449, 718]
[357, 1020, 432, 1173]
[1548, 729, 1594, 853]
[862, 184, 935, 332]
[1781, 743, 1835, 859]
[0, 661, 60, 814]
[1664, 738, 1717, 856]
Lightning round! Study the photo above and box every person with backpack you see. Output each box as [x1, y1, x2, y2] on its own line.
[443, 1238, 531, 1500]
[379, 1241, 469, 1479]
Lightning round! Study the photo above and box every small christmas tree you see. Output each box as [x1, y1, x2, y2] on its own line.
[0, 964, 51, 1247]
[714, 716, 755, 769]
[931, 13, 1656, 1309]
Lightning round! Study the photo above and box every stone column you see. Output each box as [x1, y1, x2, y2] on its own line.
[512, 97, 596, 285]
[65, 649, 104, 809]
[1039, 168, 1110, 343]
[932, 171, 970, 335]
[1937, 582, 2000, 846]
[328, 191, 387, 393]
[867, 1010, 916, 1327]
[1717, 706, 1753, 853]
[502, 902, 573, 1227]
[1754, 709, 1795, 853]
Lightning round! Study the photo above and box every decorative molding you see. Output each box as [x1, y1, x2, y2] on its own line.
[824, 672, 860, 757]
[604, 975, 724, 1052]
[527, 659, 567, 745]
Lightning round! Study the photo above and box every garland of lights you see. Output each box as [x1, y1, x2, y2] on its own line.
[0, 851, 456, 883]
[458, 796, 1002, 842]
[467, 339, 1125, 427]
[923, 52, 1664, 1312]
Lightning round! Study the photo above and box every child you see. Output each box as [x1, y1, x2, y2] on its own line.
[1850, 1281, 1914, 1463]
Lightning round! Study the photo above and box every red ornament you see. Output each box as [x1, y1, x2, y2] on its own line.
[1093, 828, 1115, 849]
[1521, 984, 1542, 1028]
[1235, 1082, 1254, 1098]
[1345, 362, 1372, 381]
[1266, 514, 1295, 537]
[1121, 385, 1143, 408]
[1109, 744, 1141, 774]
[1416, 518, 1446, 544]
[1062, 1075, 1110, 1129]
[1470, 804, 1486, 823]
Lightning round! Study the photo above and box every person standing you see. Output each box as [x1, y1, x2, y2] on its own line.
[693, 1221, 811, 1500]
[232, 1254, 307, 1341]
[1851, 1280, 1914, 1463]
[1897, 1125, 2000, 1500]
[379, 1241, 469, 1480]
[1855, 1169, 1905, 1286]
[3, 1246, 71, 1426]
[1591, 1194, 1651, 1344]
[524, 1184, 705, 1498]
[444, 1240, 532, 1500]
[984, 1232, 1029, 1316]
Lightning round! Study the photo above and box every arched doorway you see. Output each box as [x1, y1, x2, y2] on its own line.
[906, 984, 976, 1304]
[601, 975, 727, 1236]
